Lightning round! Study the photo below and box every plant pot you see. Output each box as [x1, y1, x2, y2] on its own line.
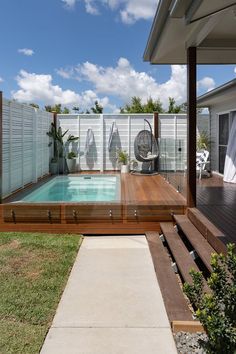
[121, 164, 129, 173]
[59, 157, 67, 174]
[49, 162, 59, 175]
[66, 158, 76, 173]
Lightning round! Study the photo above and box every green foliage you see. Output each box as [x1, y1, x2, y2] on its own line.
[45, 104, 70, 114]
[167, 97, 183, 113]
[47, 123, 79, 158]
[183, 244, 236, 354]
[117, 149, 129, 165]
[67, 151, 77, 159]
[72, 106, 80, 113]
[91, 100, 103, 114]
[197, 131, 210, 150]
[29, 103, 39, 109]
[120, 96, 164, 113]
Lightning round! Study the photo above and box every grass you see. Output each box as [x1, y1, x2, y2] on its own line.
[0, 232, 82, 354]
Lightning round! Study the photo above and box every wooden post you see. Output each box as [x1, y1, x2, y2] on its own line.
[0, 91, 2, 203]
[187, 47, 197, 207]
[154, 112, 159, 172]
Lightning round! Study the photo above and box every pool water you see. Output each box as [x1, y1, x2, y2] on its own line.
[21, 176, 120, 202]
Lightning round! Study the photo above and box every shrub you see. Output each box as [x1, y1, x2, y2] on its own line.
[183, 244, 236, 354]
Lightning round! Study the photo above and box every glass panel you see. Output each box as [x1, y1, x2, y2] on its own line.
[159, 137, 186, 197]
[219, 146, 227, 174]
[219, 114, 229, 145]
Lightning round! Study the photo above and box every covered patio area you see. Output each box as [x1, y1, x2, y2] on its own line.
[144, 0, 236, 244]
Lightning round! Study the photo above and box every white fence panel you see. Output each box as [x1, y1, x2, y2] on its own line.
[2, 98, 53, 198]
[58, 114, 155, 171]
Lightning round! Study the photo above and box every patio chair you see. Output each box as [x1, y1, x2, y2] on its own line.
[196, 150, 210, 179]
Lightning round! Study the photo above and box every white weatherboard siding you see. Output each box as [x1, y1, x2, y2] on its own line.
[2, 99, 53, 198]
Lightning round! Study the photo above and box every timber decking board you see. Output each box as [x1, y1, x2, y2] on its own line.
[0, 173, 186, 233]
[120, 174, 186, 205]
[146, 231, 192, 322]
[160, 222, 209, 293]
[160, 222, 203, 285]
[187, 208, 227, 254]
[174, 215, 216, 273]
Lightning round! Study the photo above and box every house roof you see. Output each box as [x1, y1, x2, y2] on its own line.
[144, 0, 236, 64]
[197, 78, 236, 107]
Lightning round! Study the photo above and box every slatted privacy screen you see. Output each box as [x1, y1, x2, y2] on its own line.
[2, 99, 53, 198]
[57, 114, 192, 172]
[58, 114, 156, 171]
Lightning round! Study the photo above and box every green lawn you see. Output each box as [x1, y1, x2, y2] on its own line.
[0, 232, 82, 354]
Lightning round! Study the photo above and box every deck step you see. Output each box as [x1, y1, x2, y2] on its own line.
[146, 231, 192, 323]
[174, 215, 216, 273]
[187, 208, 227, 255]
[160, 222, 209, 292]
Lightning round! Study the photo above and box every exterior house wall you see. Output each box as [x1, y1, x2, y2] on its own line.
[209, 99, 236, 172]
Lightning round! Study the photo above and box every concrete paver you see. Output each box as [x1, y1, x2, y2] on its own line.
[41, 236, 177, 354]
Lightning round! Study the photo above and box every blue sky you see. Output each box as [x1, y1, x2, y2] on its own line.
[0, 0, 235, 112]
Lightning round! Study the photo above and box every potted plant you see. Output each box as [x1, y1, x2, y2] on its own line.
[197, 131, 210, 151]
[117, 149, 130, 173]
[47, 123, 79, 174]
[66, 151, 77, 173]
[49, 157, 59, 175]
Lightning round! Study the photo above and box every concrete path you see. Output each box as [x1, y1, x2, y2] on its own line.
[41, 236, 177, 354]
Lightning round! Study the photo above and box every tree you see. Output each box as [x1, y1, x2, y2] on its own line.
[120, 96, 164, 113]
[91, 100, 103, 114]
[62, 107, 70, 114]
[167, 97, 182, 113]
[72, 106, 80, 113]
[45, 104, 70, 114]
[29, 103, 39, 109]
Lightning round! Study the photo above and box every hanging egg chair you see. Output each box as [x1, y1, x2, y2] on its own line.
[133, 119, 159, 174]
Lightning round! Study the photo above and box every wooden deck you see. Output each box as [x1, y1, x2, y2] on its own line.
[197, 174, 236, 245]
[0, 173, 186, 234]
[160, 172, 236, 245]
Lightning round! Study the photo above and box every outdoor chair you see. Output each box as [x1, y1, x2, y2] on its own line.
[196, 150, 210, 180]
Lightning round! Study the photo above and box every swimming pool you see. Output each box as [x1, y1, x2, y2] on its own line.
[19, 175, 120, 203]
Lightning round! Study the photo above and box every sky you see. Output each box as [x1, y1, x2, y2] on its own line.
[0, 0, 235, 112]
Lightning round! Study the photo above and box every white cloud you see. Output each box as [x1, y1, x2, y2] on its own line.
[197, 77, 215, 92]
[119, 0, 157, 24]
[18, 48, 34, 56]
[56, 67, 74, 79]
[62, 0, 158, 23]
[62, 0, 76, 8]
[234, 67, 236, 74]
[0, 77, 4, 83]
[12, 70, 116, 111]
[85, 0, 100, 14]
[76, 58, 187, 108]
